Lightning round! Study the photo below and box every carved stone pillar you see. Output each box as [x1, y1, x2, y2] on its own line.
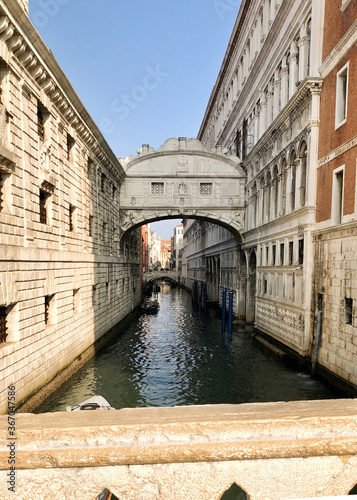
[273, 69, 280, 120]
[266, 82, 273, 128]
[280, 56, 289, 108]
[298, 26, 310, 81]
[288, 41, 299, 99]
[259, 95, 267, 137]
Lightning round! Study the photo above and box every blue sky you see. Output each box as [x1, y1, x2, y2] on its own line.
[29, 0, 241, 239]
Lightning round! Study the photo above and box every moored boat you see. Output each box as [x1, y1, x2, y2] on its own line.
[66, 395, 115, 411]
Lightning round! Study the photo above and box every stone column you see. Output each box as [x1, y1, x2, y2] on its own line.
[232, 70, 238, 102]
[262, 0, 269, 43]
[266, 82, 273, 128]
[259, 94, 267, 137]
[277, 174, 282, 217]
[242, 49, 248, 87]
[288, 41, 299, 99]
[294, 158, 302, 210]
[256, 14, 262, 55]
[254, 105, 260, 143]
[298, 25, 310, 81]
[310, 0, 324, 76]
[273, 69, 280, 120]
[280, 56, 289, 108]
[269, 0, 275, 27]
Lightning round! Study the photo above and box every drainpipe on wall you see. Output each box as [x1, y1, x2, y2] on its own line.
[311, 309, 323, 375]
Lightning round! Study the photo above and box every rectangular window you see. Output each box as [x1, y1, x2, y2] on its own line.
[101, 173, 106, 193]
[69, 205, 75, 232]
[0, 306, 7, 344]
[200, 183, 213, 196]
[266, 246, 269, 266]
[280, 243, 284, 265]
[345, 298, 353, 325]
[332, 168, 344, 224]
[39, 189, 48, 224]
[87, 158, 93, 178]
[67, 134, 75, 162]
[298, 239, 304, 265]
[44, 294, 55, 326]
[289, 241, 294, 265]
[73, 289, 80, 314]
[264, 279, 268, 294]
[335, 63, 349, 128]
[151, 182, 164, 196]
[89, 215, 94, 237]
[37, 102, 49, 141]
[272, 245, 276, 265]
[92, 285, 97, 307]
[37, 108, 45, 141]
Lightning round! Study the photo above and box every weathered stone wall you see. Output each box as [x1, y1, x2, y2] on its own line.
[312, 224, 357, 388]
[0, 1, 141, 414]
[1, 400, 357, 499]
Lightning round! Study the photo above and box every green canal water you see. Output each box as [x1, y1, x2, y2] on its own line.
[36, 284, 339, 413]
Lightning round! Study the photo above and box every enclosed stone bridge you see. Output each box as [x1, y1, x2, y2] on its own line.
[119, 138, 246, 241]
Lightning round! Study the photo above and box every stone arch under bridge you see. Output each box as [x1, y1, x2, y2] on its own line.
[119, 138, 246, 241]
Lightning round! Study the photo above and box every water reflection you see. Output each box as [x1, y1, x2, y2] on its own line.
[36, 284, 339, 413]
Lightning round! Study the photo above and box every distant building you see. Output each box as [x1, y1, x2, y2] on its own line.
[160, 240, 172, 270]
[172, 224, 184, 272]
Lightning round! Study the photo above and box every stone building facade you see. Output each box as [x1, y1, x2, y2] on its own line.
[0, 0, 141, 414]
[188, 0, 325, 357]
[185, 0, 357, 390]
[312, 0, 357, 388]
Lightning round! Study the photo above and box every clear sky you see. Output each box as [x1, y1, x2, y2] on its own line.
[29, 0, 241, 239]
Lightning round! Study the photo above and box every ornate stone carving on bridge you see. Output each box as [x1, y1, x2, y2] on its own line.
[119, 138, 246, 241]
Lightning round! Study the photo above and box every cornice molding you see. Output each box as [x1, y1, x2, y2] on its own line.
[0, 2, 124, 184]
[319, 20, 357, 78]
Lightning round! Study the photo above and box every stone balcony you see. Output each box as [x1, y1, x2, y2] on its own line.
[1, 399, 357, 498]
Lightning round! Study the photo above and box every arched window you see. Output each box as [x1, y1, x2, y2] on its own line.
[281, 158, 287, 215]
[273, 165, 279, 218]
[299, 141, 307, 206]
[290, 150, 297, 212]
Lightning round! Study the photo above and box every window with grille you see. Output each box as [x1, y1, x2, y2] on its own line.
[89, 216, 94, 237]
[0, 306, 7, 344]
[151, 182, 164, 196]
[37, 108, 45, 140]
[101, 173, 106, 193]
[67, 133, 75, 162]
[200, 183, 213, 196]
[39, 189, 47, 224]
[345, 298, 353, 325]
[73, 289, 80, 314]
[69, 205, 75, 232]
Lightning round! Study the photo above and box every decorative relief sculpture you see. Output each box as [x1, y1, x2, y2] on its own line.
[178, 182, 187, 195]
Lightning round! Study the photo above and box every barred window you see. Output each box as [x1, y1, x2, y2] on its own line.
[37, 108, 45, 140]
[67, 133, 75, 162]
[151, 182, 164, 196]
[39, 189, 48, 224]
[200, 183, 213, 196]
[69, 205, 75, 232]
[0, 306, 7, 344]
[345, 298, 353, 325]
[89, 216, 94, 237]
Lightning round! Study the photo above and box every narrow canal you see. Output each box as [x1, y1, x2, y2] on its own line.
[36, 284, 339, 413]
